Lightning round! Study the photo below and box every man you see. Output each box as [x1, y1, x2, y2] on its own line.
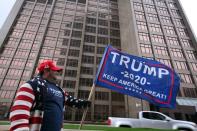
[9, 60, 91, 131]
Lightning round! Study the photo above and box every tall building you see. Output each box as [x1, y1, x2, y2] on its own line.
[0, 0, 196, 122]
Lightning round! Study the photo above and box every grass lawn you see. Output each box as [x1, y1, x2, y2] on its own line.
[0, 121, 175, 131]
[63, 124, 176, 131]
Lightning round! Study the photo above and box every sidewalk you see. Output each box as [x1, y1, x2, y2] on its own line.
[0, 125, 101, 131]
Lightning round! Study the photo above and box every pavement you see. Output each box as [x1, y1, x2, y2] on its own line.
[0, 125, 101, 131]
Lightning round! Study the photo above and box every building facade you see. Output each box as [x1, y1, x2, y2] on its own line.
[0, 0, 196, 122]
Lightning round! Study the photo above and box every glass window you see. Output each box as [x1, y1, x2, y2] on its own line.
[70, 39, 81, 47]
[186, 50, 197, 60]
[65, 70, 77, 77]
[143, 112, 166, 120]
[81, 67, 93, 75]
[166, 37, 179, 46]
[181, 39, 192, 47]
[177, 28, 188, 37]
[147, 13, 159, 22]
[179, 74, 193, 84]
[82, 55, 94, 64]
[68, 49, 79, 57]
[170, 48, 183, 58]
[133, 2, 143, 11]
[157, 58, 172, 67]
[72, 30, 82, 38]
[171, 9, 181, 17]
[190, 63, 197, 72]
[79, 78, 93, 86]
[163, 26, 176, 35]
[98, 36, 108, 45]
[73, 22, 83, 29]
[144, 4, 156, 12]
[174, 61, 188, 70]
[86, 17, 96, 24]
[83, 45, 95, 53]
[160, 16, 172, 24]
[135, 11, 145, 20]
[84, 35, 96, 43]
[66, 59, 78, 67]
[85, 26, 96, 33]
[151, 34, 165, 44]
[63, 80, 76, 88]
[154, 46, 168, 56]
[95, 91, 109, 100]
[149, 23, 162, 33]
[158, 7, 169, 15]
[98, 27, 108, 35]
[98, 19, 108, 26]
[140, 44, 152, 54]
[136, 21, 148, 31]
[183, 87, 197, 98]
[138, 32, 150, 42]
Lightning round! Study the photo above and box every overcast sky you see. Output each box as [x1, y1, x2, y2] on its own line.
[0, 0, 196, 38]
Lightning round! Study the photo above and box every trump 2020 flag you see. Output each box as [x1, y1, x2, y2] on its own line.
[94, 45, 180, 108]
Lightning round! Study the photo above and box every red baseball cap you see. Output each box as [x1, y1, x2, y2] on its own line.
[37, 60, 63, 72]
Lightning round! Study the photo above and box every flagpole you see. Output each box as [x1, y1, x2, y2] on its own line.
[79, 83, 95, 130]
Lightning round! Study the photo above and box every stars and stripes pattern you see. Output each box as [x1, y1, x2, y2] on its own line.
[9, 81, 91, 131]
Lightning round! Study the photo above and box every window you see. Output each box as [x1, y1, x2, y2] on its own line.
[78, 90, 89, 99]
[186, 50, 197, 60]
[98, 19, 108, 26]
[154, 46, 168, 56]
[2, 47, 15, 56]
[86, 17, 96, 24]
[83, 45, 95, 53]
[143, 0, 153, 4]
[179, 74, 193, 84]
[110, 21, 119, 28]
[138, 32, 150, 42]
[0, 68, 6, 76]
[95, 91, 109, 100]
[158, 7, 169, 15]
[98, 36, 108, 45]
[157, 59, 172, 67]
[79, 78, 93, 86]
[166, 37, 179, 46]
[66, 59, 78, 67]
[190, 63, 197, 72]
[170, 48, 183, 58]
[110, 29, 120, 37]
[147, 13, 159, 22]
[84, 35, 95, 43]
[63, 80, 76, 88]
[174, 61, 188, 70]
[151, 35, 165, 44]
[112, 92, 124, 101]
[94, 105, 109, 120]
[155, 0, 166, 7]
[140, 44, 152, 54]
[56, 58, 65, 66]
[163, 26, 175, 35]
[2, 79, 19, 89]
[144, 4, 156, 12]
[181, 39, 192, 47]
[171, 9, 181, 17]
[82, 55, 94, 64]
[72, 30, 82, 38]
[183, 87, 197, 98]
[65, 70, 77, 77]
[143, 112, 165, 120]
[85, 26, 96, 33]
[41, 46, 54, 56]
[149, 24, 162, 33]
[68, 49, 79, 57]
[73, 22, 83, 29]
[98, 27, 108, 35]
[174, 19, 184, 27]
[160, 16, 172, 24]
[7, 69, 22, 77]
[135, 11, 145, 20]
[81, 67, 93, 75]
[0, 57, 11, 66]
[136, 21, 148, 31]
[97, 47, 105, 54]
[70, 39, 81, 47]
[11, 29, 23, 37]
[133, 2, 143, 11]
[177, 28, 188, 37]
[111, 38, 120, 47]
[11, 59, 25, 67]
[15, 49, 29, 57]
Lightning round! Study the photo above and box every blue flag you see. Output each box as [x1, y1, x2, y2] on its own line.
[94, 46, 180, 108]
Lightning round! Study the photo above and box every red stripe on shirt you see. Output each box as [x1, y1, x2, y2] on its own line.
[10, 123, 29, 131]
[10, 114, 29, 122]
[15, 95, 34, 104]
[30, 117, 43, 124]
